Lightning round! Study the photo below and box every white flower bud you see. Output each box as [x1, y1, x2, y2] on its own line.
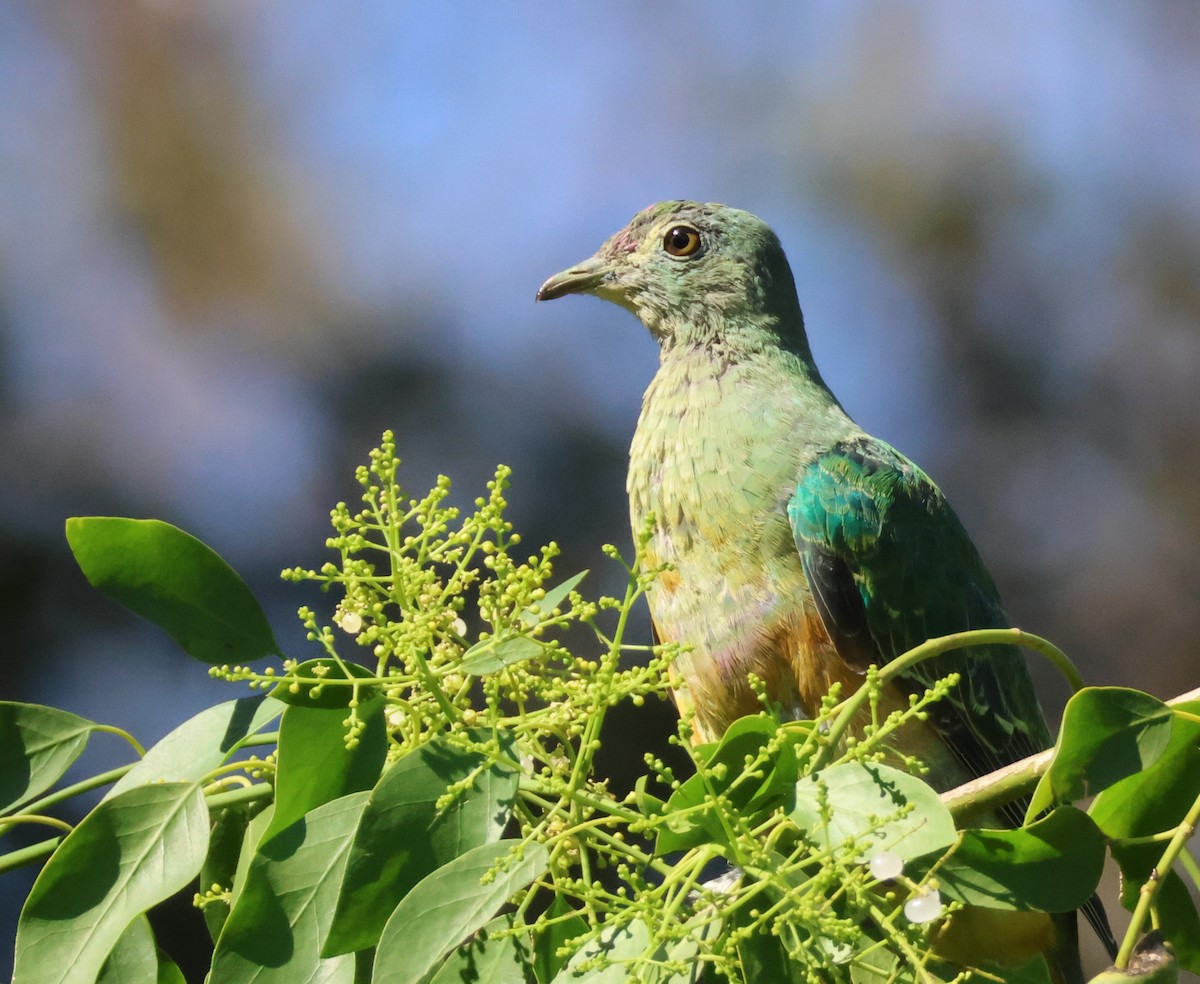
[868, 851, 903, 881]
[904, 890, 943, 924]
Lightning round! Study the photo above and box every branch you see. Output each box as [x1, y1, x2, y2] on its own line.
[940, 685, 1200, 820]
[814, 628, 1081, 774]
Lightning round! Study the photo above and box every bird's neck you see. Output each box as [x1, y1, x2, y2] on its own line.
[649, 298, 816, 367]
[654, 314, 840, 415]
[634, 332, 859, 484]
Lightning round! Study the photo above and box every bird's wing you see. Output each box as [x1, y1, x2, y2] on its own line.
[786, 436, 1051, 801]
[788, 436, 1117, 959]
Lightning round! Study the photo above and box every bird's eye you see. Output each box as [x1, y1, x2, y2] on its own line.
[662, 225, 702, 258]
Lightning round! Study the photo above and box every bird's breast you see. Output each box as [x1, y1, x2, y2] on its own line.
[627, 355, 853, 739]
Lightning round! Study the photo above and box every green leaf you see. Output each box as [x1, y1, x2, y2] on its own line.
[430, 915, 535, 984]
[521, 571, 588, 627]
[850, 946, 906, 984]
[229, 803, 276, 908]
[791, 761, 957, 862]
[200, 804, 257, 941]
[0, 702, 95, 814]
[1027, 688, 1173, 818]
[1092, 742, 1200, 839]
[657, 715, 795, 854]
[555, 917, 711, 984]
[461, 636, 544, 676]
[735, 906, 806, 984]
[557, 921, 649, 983]
[208, 791, 368, 984]
[718, 715, 798, 814]
[980, 955, 1053, 984]
[107, 696, 279, 800]
[325, 732, 519, 956]
[1089, 705, 1200, 839]
[1106, 847, 1200, 971]
[97, 916, 157, 984]
[263, 697, 387, 842]
[157, 953, 187, 984]
[372, 839, 549, 984]
[268, 658, 381, 709]
[66, 517, 280, 665]
[632, 775, 667, 819]
[1089, 933, 1178, 984]
[937, 807, 1106, 911]
[458, 571, 588, 676]
[13, 782, 209, 984]
[1111, 842, 1159, 913]
[850, 948, 898, 984]
[533, 897, 587, 984]
[98, 915, 185, 984]
[1152, 875, 1200, 974]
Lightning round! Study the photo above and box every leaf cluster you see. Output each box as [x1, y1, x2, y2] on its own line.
[1, 433, 1197, 984]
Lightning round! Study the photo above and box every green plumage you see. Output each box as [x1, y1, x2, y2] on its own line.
[536, 200, 1045, 775]
[790, 437, 1050, 803]
[537, 201, 1110, 978]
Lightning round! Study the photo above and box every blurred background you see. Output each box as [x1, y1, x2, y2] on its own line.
[2, 1, 1199, 978]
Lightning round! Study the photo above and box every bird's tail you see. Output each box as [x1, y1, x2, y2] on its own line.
[1082, 892, 1119, 962]
[1047, 911, 1085, 984]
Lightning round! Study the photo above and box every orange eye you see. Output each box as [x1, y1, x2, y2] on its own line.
[663, 225, 702, 257]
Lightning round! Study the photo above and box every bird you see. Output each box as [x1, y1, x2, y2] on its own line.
[536, 200, 1112, 983]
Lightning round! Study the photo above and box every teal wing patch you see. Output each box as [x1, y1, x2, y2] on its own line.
[788, 437, 1052, 807]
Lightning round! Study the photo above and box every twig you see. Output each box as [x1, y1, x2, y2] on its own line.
[939, 685, 1200, 819]
[1115, 788, 1200, 968]
[814, 628, 1080, 775]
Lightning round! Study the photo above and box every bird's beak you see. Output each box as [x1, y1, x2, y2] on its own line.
[535, 255, 612, 302]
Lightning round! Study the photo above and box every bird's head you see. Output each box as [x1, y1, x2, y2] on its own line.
[537, 201, 809, 356]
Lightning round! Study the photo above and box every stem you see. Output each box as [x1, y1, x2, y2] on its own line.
[1178, 849, 1200, 893]
[564, 572, 639, 796]
[408, 647, 460, 724]
[940, 686, 1200, 819]
[203, 760, 266, 784]
[0, 814, 74, 834]
[939, 748, 1052, 820]
[203, 776, 253, 795]
[205, 783, 274, 812]
[1118, 830, 1179, 847]
[236, 731, 279, 748]
[866, 899, 937, 983]
[812, 629, 1080, 774]
[1115, 787, 1200, 969]
[90, 724, 147, 757]
[877, 629, 1081, 692]
[659, 846, 716, 927]
[527, 760, 648, 824]
[0, 837, 61, 875]
[20, 764, 134, 816]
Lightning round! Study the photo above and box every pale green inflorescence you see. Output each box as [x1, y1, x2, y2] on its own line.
[210, 430, 970, 983]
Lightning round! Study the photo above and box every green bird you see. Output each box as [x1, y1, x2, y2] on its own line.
[537, 201, 1112, 981]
